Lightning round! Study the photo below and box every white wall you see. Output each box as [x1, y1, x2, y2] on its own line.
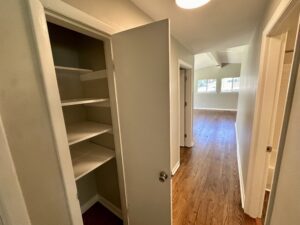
[62, 0, 152, 32]
[194, 64, 241, 110]
[235, 0, 281, 203]
[0, 1, 77, 224]
[0, 115, 31, 225]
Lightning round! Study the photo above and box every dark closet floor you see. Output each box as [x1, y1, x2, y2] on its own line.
[83, 203, 123, 225]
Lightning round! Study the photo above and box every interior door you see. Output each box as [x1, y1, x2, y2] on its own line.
[180, 69, 186, 146]
[112, 19, 171, 225]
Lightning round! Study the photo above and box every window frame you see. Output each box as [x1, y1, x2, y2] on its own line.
[221, 77, 240, 93]
[197, 79, 217, 93]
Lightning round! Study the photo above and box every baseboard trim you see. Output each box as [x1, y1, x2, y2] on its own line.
[172, 161, 180, 175]
[98, 195, 123, 219]
[80, 194, 99, 214]
[235, 123, 245, 208]
[80, 194, 122, 219]
[194, 107, 237, 112]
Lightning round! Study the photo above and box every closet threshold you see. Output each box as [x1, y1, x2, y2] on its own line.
[71, 142, 115, 180]
[55, 65, 93, 74]
[66, 121, 112, 145]
[62, 98, 109, 107]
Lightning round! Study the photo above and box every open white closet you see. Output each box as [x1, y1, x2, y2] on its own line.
[47, 22, 123, 221]
[1, 0, 173, 224]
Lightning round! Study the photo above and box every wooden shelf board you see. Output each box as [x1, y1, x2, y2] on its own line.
[86, 101, 111, 108]
[80, 70, 107, 81]
[62, 98, 109, 107]
[66, 122, 112, 146]
[70, 142, 115, 180]
[55, 66, 93, 74]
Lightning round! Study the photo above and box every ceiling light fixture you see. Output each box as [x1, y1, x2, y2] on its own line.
[176, 0, 210, 9]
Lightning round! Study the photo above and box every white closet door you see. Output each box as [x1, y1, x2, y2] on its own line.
[112, 20, 171, 225]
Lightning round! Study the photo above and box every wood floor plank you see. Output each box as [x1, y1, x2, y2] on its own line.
[172, 110, 260, 225]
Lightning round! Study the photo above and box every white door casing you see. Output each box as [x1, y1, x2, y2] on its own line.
[244, 0, 300, 218]
[178, 60, 193, 148]
[180, 69, 186, 146]
[266, 16, 300, 225]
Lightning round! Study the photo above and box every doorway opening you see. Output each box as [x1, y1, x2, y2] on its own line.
[179, 66, 193, 148]
[179, 60, 193, 149]
[244, 3, 300, 224]
[172, 56, 257, 224]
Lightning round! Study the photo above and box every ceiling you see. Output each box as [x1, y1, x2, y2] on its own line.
[130, 0, 268, 54]
[194, 45, 247, 70]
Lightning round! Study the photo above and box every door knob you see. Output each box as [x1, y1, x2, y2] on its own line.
[159, 171, 168, 182]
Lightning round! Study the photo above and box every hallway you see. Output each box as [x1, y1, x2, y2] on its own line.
[172, 110, 259, 225]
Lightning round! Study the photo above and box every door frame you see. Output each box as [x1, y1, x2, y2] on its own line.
[178, 59, 194, 148]
[244, 0, 299, 218]
[265, 15, 300, 224]
[26, 0, 128, 224]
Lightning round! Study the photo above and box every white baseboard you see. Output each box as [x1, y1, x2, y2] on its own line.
[80, 194, 122, 219]
[172, 161, 180, 175]
[185, 140, 194, 148]
[194, 107, 237, 112]
[235, 123, 245, 208]
[190, 140, 195, 147]
[98, 195, 123, 219]
[80, 194, 99, 214]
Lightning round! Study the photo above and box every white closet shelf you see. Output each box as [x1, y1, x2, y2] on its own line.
[70, 142, 115, 180]
[66, 122, 112, 146]
[86, 101, 111, 108]
[61, 98, 109, 107]
[55, 66, 107, 80]
[80, 70, 107, 81]
[55, 66, 93, 74]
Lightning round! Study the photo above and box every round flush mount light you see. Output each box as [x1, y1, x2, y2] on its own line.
[176, 0, 210, 9]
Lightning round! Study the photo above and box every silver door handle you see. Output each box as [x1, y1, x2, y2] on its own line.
[159, 171, 168, 182]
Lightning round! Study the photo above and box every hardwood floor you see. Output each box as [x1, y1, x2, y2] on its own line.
[172, 110, 259, 225]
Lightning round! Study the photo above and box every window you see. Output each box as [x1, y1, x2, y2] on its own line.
[221, 77, 240, 92]
[197, 79, 217, 93]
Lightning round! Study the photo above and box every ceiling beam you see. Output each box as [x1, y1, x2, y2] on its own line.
[207, 52, 222, 67]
